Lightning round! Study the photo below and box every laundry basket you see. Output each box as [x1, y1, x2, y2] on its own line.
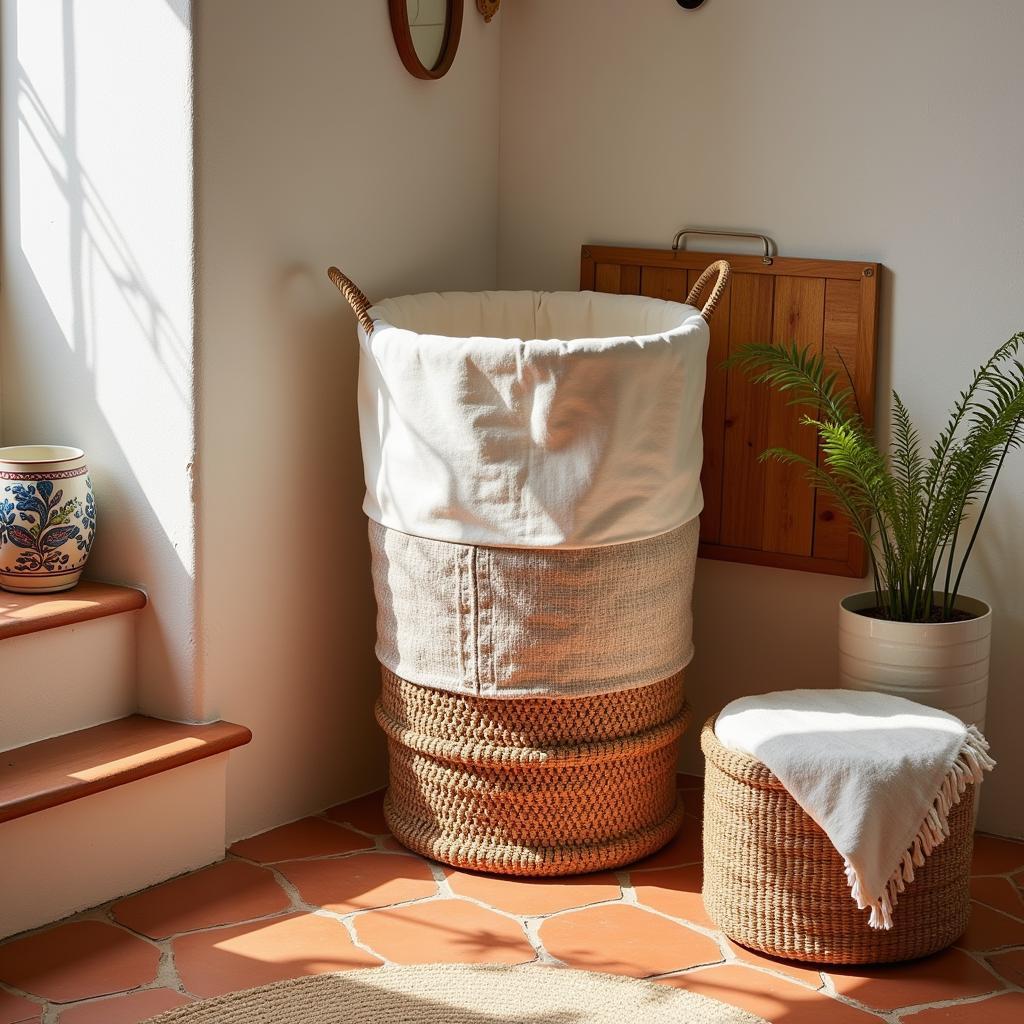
[329, 261, 729, 875]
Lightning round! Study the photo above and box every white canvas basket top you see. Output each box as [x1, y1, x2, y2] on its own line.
[358, 289, 709, 548]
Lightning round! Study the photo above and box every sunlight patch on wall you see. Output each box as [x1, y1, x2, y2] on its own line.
[10, 0, 195, 571]
[2, 0, 200, 718]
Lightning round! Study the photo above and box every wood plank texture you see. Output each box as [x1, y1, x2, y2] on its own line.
[581, 244, 880, 577]
[584, 245, 873, 281]
[690, 267, 730, 545]
[814, 279, 863, 564]
[763, 276, 825, 556]
[720, 273, 776, 549]
[640, 266, 687, 302]
[0, 716, 252, 823]
[0, 582, 146, 643]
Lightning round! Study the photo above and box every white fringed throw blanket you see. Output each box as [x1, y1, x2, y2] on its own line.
[715, 689, 995, 929]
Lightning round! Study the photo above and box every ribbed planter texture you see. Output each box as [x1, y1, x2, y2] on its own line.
[838, 592, 991, 729]
[330, 264, 729, 876]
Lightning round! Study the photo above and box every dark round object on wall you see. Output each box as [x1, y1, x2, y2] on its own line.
[676, 0, 707, 9]
[389, 0, 464, 80]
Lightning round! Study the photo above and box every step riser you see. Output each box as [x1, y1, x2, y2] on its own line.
[0, 755, 228, 939]
[0, 615, 136, 750]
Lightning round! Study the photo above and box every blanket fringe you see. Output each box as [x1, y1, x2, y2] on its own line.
[844, 725, 996, 930]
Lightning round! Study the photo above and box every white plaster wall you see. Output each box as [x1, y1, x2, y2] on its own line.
[194, 0, 502, 839]
[497, 0, 1024, 837]
[0, 0, 199, 720]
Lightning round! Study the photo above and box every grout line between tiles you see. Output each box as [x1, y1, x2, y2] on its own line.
[5, 799, 1024, 1023]
[889, 985, 1020, 1021]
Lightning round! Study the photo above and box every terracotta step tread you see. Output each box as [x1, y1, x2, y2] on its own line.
[0, 716, 252, 824]
[0, 581, 146, 642]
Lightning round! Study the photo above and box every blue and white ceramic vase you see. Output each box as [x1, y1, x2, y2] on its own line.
[0, 446, 96, 594]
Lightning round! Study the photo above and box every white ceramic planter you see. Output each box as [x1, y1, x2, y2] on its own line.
[0, 446, 96, 594]
[838, 591, 990, 729]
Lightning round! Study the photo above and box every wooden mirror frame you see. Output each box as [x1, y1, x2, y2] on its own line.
[389, 0, 464, 80]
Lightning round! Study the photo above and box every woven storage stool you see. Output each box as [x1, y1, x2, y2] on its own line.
[377, 668, 691, 875]
[700, 715, 974, 964]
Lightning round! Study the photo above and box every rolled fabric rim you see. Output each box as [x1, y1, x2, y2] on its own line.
[358, 289, 709, 548]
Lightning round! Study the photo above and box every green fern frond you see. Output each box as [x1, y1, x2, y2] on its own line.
[725, 342, 858, 425]
[730, 331, 1024, 621]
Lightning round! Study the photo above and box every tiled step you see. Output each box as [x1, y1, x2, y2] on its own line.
[0, 581, 146, 641]
[0, 717, 252, 939]
[0, 582, 146, 750]
[0, 715, 251, 824]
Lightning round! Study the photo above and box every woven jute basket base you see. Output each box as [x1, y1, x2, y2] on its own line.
[701, 715, 974, 964]
[376, 668, 691, 876]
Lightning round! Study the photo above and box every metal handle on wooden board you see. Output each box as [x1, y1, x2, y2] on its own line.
[671, 228, 775, 265]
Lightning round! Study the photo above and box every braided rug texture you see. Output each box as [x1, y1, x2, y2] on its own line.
[144, 963, 765, 1023]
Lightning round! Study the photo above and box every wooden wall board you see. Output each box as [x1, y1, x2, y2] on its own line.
[580, 244, 881, 578]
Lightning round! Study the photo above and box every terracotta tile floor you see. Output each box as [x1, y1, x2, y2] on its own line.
[0, 779, 1021, 1023]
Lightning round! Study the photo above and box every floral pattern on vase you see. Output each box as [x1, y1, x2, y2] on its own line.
[0, 447, 96, 593]
[75, 481, 97, 554]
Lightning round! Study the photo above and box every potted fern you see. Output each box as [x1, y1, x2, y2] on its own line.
[729, 333, 1024, 727]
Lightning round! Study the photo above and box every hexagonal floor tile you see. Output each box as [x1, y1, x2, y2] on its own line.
[112, 860, 291, 938]
[682, 789, 704, 821]
[229, 818, 374, 863]
[957, 901, 1024, 951]
[58, 989, 192, 1023]
[631, 864, 715, 929]
[724, 939, 823, 987]
[660, 964, 878, 1024]
[970, 877, 1024, 920]
[987, 948, 1024, 986]
[0, 989, 40, 1024]
[971, 835, 1024, 876]
[539, 903, 721, 977]
[278, 853, 437, 914]
[445, 869, 621, 916]
[324, 790, 389, 835]
[173, 912, 381, 998]
[0, 922, 159, 1003]
[900, 990, 1024, 1023]
[354, 899, 534, 965]
[825, 946, 1004, 1012]
[630, 824, 702, 871]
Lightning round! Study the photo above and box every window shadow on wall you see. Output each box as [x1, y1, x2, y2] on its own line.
[1, 0, 199, 717]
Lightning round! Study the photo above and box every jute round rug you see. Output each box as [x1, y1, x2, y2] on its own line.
[144, 963, 766, 1023]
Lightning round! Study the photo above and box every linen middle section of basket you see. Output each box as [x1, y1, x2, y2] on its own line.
[370, 517, 698, 698]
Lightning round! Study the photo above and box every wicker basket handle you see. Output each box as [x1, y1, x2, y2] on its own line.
[685, 259, 730, 324]
[327, 267, 375, 335]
